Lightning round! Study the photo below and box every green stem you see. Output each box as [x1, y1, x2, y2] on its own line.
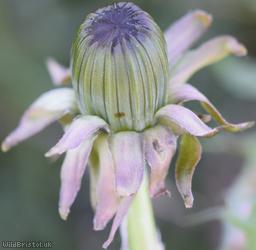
[121, 175, 163, 250]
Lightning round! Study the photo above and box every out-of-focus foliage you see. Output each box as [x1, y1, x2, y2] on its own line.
[204, 134, 256, 250]
[213, 58, 256, 100]
[243, 0, 256, 12]
[222, 164, 256, 250]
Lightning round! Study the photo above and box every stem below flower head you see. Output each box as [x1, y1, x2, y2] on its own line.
[121, 174, 164, 250]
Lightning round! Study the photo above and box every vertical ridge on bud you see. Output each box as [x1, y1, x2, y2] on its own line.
[130, 36, 156, 129]
[104, 43, 121, 132]
[71, 2, 169, 131]
[121, 39, 145, 130]
[90, 46, 107, 118]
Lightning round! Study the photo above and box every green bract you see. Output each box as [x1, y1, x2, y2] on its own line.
[71, 3, 169, 131]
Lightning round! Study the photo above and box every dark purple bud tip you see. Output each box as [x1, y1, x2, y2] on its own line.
[84, 2, 154, 49]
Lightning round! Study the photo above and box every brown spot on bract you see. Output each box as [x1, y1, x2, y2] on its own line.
[197, 113, 211, 123]
[153, 139, 163, 153]
[114, 112, 125, 118]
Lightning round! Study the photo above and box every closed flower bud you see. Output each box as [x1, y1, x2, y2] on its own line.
[71, 2, 169, 131]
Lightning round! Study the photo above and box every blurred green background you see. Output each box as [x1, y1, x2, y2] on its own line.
[1, 0, 256, 250]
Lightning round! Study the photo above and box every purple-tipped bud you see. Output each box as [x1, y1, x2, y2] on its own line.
[71, 2, 169, 131]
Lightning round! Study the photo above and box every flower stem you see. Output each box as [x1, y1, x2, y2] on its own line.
[121, 175, 164, 250]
